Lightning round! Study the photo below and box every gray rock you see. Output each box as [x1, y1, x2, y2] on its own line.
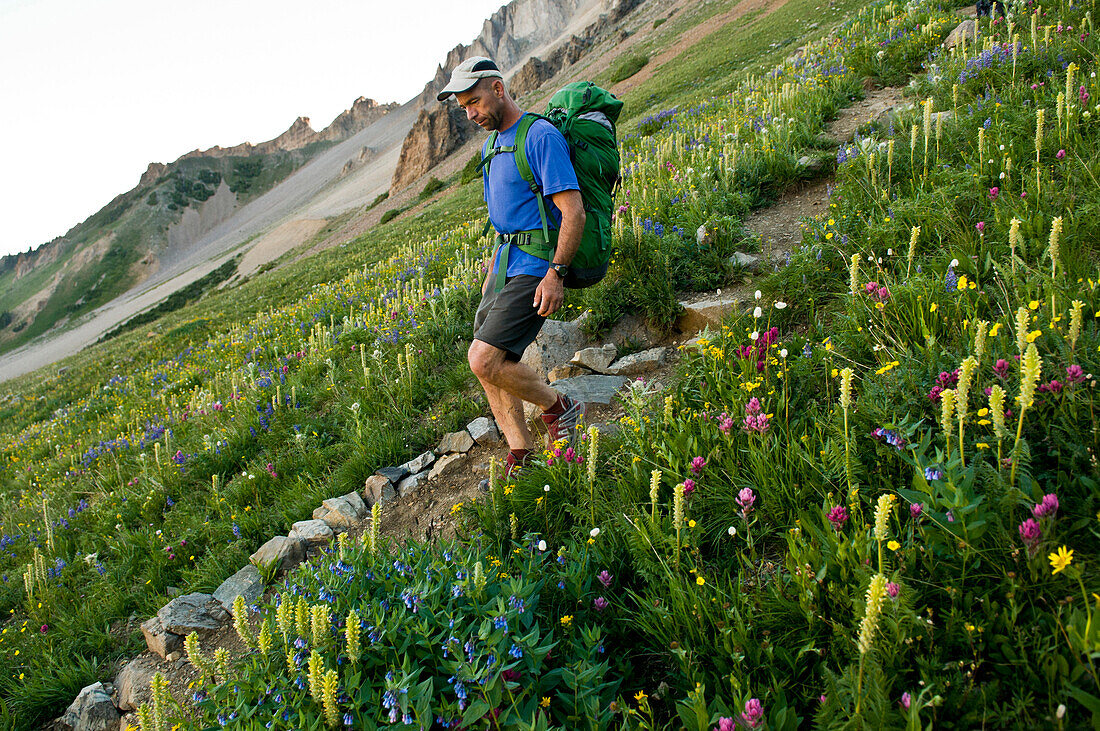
[363, 474, 390, 506]
[676, 296, 742, 334]
[289, 519, 335, 549]
[521, 312, 589, 380]
[548, 364, 588, 382]
[250, 535, 305, 571]
[375, 465, 408, 484]
[57, 681, 120, 731]
[796, 155, 827, 174]
[606, 313, 661, 350]
[165, 586, 181, 598]
[696, 223, 711, 246]
[341, 491, 368, 517]
[429, 454, 466, 482]
[729, 252, 760, 270]
[157, 593, 230, 636]
[397, 470, 430, 497]
[466, 417, 502, 446]
[115, 660, 155, 711]
[607, 347, 668, 376]
[399, 450, 436, 475]
[438, 430, 475, 454]
[570, 344, 617, 373]
[551, 375, 627, 405]
[213, 563, 264, 613]
[140, 616, 182, 659]
[165, 652, 181, 662]
[944, 19, 977, 49]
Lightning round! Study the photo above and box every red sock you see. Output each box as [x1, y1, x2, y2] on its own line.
[508, 449, 534, 466]
[543, 394, 568, 416]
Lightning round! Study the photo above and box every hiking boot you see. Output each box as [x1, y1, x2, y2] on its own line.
[478, 449, 539, 492]
[541, 393, 586, 445]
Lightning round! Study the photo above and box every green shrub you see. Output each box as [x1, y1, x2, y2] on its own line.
[367, 191, 389, 210]
[460, 153, 483, 185]
[380, 208, 401, 224]
[609, 53, 649, 83]
[420, 176, 447, 199]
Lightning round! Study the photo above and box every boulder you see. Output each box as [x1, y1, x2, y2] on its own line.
[466, 417, 502, 446]
[676, 296, 742, 334]
[212, 564, 264, 613]
[438, 430, 475, 454]
[157, 593, 230, 636]
[943, 19, 977, 49]
[606, 313, 662, 350]
[729, 252, 760, 270]
[549, 364, 588, 382]
[363, 474, 391, 506]
[314, 493, 368, 530]
[57, 682, 120, 731]
[397, 470, 430, 497]
[250, 535, 305, 571]
[375, 465, 408, 484]
[607, 347, 668, 376]
[115, 658, 156, 712]
[399, 450, 436, 475]
[521, 313, 589, 380]
[289, 519, 335, 549]
[796, 155, 828, 175]
[341, 491, 368, 516]
[551, 375, 627, 405]
[570, 344, 618, 373]
[140, 616, 182, 659]
[429, 454, 466, 482]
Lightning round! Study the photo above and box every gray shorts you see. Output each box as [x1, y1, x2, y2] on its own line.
[473, 274, 546, 362]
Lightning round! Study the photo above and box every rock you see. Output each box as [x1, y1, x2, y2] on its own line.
[375, 465, 408, 484]
[729, 252, 760, 270]
[549, 364, 588, 382]
[676, 296, 743, 334]
[157, 593, 230, 636]
[57, 681, 120, 731]
[399, 450, 436, 475]
[607, 347, 668, 376]
[466, 417, 502, 446]
[397, 470, 430, 497]
[289, 519, 335, 550]
[115, 659, 156, 712]
[438, 431, 475, 454]
[606, 313, 662, 350]
[140, 616, 181, 659]
[341, 491, 368, 517]
[429, 454, 466, 481]
[521, 313, 589, 381]
[696, 224, 712, 246]
[165, 586, 181, 598]
[570, 344, 617, 372]
[363, 474, 390, 506]
[932, 110, 953, 126]
[796, 155, 827, 174]
[392, 100, 475, 190]
[551, 375, 627, 405]
[212, 564, 264, 613]
[165, 651, 181, 662]
[250, 535, 305, 571]
[943, 19, 977, 49]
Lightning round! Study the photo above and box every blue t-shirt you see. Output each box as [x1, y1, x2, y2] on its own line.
[484, 114, 579, 278]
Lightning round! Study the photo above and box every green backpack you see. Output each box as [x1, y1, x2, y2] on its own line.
[480, 81, 623, 289]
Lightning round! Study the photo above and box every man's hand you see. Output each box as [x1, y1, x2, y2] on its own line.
[533, 271, 565, 316]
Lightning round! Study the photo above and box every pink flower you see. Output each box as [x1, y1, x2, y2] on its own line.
[742, 413, 771, 434]
[901, 691, 912, 709]
[718, 412, 735, 434]
[1056, 149, 1066, 160]
[1033, 493, 1059, 518]
[1066, 365, 1085, 384]
[737, 488, 756, 516]
[993, 359, 1011, 378]
[827, 505, 848, 531]
[683, 479, 696, 498]
[716, 719, 736, 731]
[910, 503, 923, 519]
[937, 370, 960, 388]
[742, 698, 764, 728]
[690, 456, 707, 475]
[745, 398, 762, 416]
[597, 570, 613, 588]
[39, 624, 48, 634]
[876, 286, 890, 301]
[886, 582, 900, 599]
[1019, 518, 1042, 551]
[1080, 85, 1090, 105]
[594, 596, 609, 611]
[989, 186, 999, 201]
[564, 447, 576, 463]
[976, 221, 985, 233]
[927, 385, 943, 402]
[864, 281, 879, 295]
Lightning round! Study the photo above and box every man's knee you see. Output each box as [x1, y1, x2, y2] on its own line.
[468, 340, 504, 382]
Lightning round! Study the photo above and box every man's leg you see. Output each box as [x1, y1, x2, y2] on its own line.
[469, 340, 558, 452]
[480, 380, 533, 451]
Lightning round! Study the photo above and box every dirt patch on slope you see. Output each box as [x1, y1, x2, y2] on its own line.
[236, 219, 328, 277]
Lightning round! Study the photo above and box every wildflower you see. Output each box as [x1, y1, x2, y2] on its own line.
[886, 582, 900, 599]
[1069, 300, 1084, 349]
[910, 503, 923, 518]
[737, 488, 756, 516]
[590, 527, 600, 538]
[839, 368, 853, 411]
[945, 266, 958, 292]
[858, 574, 888, 654]
[560, 615, 573, 627]
[743, 698, 764, 728]
[598, 570, 613, 588]
[537, 540, 547, 552]
[1049, 545, 1074, 574]
[727, 526, 737, 537]
[1056, 149, 1066, 159]
[990, 385, 1008, 440]
[827, 505, 848, 531]
[1066, 364, 1085, 384]
[873, 495, 893, 541]
[901, 692, 912, 709]
[1016, 307, 1031, 356]
[1033, 493, 1059, 518]
[924, 467, 943, 481]
[1019, 344, 1042, 412]
[989, 187, 999, 201]
[1019, 518, 1042, 552]
[696, 576, 705, 586]
[976, 221, 985, 234]
[683, 479, 696, 498]
[690, 456, 707, 474]
[717, 718, 736, 731]
[993, 359, 1011, 379]
[887, 540, 900, 551]
[594, 597, 609, 611]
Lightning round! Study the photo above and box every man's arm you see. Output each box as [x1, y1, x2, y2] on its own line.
[533, 189, 585, 317]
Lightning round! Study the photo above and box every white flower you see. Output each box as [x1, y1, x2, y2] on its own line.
[950, 258, 959, 268]
[248, 473, 255, 480]
[750, 331, 760, 341]
[727, 526, 737, 536]
[999, 172, 1005, 179]
[1057, 704, 1066, 719]
[590, 527, 601, 538]
[780, 349, 788, 358]
[754, 290, 762, 300]
[716, 288, 722, 295]
[775, 301, 787, 309]
[543, 484, 550, 492]
[753, 307, 763, 318]
[886, 248, 893, 256]
[999, 144, 1005, 151]
[537, 540, 547, 551]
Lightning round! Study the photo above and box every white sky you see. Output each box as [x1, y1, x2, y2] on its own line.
[0, 0, 506, 258]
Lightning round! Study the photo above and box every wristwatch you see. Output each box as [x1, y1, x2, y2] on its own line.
[549, 262, 571, 279]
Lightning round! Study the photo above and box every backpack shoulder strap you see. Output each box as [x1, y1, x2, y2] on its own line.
[512, 113, 553, 246]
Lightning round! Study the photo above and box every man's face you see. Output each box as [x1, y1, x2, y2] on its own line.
[455, 79, 504, 132]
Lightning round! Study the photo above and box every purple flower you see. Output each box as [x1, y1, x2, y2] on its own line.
[1033, 493, 1059, 518]
[864, 281, 879, 295]
[1056, 149, 1066, 159]
[910, 503, 923, 519]
[690, 456, 707, 475]
[718, 412, 734, 433]
[976, 221, 985, 234]
[597, 570, 613, 588]
[744, 398, 762, 416]
[989, 186, 999, 201]
[927, 385, 944, 402]
[924, 467, 943, 481]
[993, 359, 1011, 378]
[594, 596, 609, 612]
[683, 479, 696, 498]
[1019, 518, 1042, 551]
[938, 369, 960, 388]
[946, 511, 955, 523]
[716, 719, 736, 731]
[737, 488, 756, 516]
[886, 582, 899, 599]
[742, 412, 771, 434]
[742, 698, 764, 728]
[827, 505, 848, 531]
[1066, 365, 1085, 384]
[901, 691, 912, 709]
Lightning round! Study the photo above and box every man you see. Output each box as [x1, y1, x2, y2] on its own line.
[436, 56, 586, 480]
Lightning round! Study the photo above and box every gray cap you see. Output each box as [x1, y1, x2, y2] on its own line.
[436, 56, 502, 101]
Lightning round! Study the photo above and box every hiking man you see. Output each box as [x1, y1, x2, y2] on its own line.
[437, 56, 586, 479]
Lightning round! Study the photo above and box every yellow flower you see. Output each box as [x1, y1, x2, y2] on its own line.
[1050, 545, 1074, 574]
[887, 540, 900, 551]
[1026, 330, 1042, 343]
[688, 520, 696, 528]
[1029, 300, 1040, 310]
[989, 322, 1001, 337]
[695, 576, 706, 586]
[930, 303, 938, 312]
[560, 615, 573, 627]
[635, 690, 648, 703]
[540, 697, 551, 708]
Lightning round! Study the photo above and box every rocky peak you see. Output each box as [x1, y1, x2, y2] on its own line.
[317, 97, 400, 142]
[139, 162, 168, 188]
